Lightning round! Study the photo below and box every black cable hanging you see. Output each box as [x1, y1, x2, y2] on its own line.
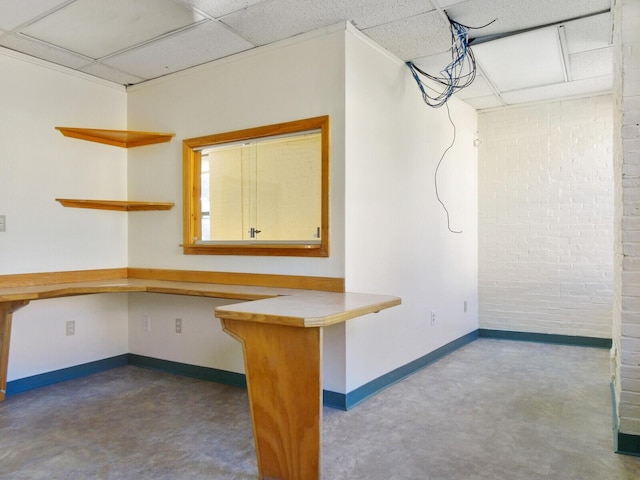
[406, 17, 495, 108]
[406, 20, 475, 108]
[405, 16, 494, 233]
[435, 101, 462, 234]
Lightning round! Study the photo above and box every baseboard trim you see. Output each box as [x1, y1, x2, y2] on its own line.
[5, 354, 129, 396]
[617, 432, 640, 457]
[127, 354, 247, 388]
[478, 329, 612, 349]
[611, 381, 640, 457]
[4, 331, 480, 409]
[326, 330, 480, 411]
[129, 355, 349, 409]
[6, 330, 616, 418]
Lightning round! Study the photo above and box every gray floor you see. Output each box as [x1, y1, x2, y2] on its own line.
[1, 339, 639, 479]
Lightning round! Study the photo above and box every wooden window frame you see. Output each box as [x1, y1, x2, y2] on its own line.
[182, 116, 330, 257]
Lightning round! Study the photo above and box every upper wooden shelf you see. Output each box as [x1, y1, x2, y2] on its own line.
[55, 127, 175, 148]
[56, 199, 174, 212]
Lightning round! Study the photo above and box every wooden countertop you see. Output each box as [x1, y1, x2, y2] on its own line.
[0, 278, 401, 328]
[215, 291, 400, 327]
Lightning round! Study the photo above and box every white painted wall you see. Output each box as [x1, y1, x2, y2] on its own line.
[0, 49, 129, 380]
[8, 294, 129, 381]
[2, 26, 479, 395]
[125, 25, 479, 395]
[126, 27, 346, 278]
[125, 27, 348, 390]
[0, 50, 128, 273]
[127, 293, 245, 373]
[478, 96, 614, 339]
[342, 29, 479, 391]
[613, 0, 640, 438]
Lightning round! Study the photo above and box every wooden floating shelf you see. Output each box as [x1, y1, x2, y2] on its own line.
[56, 199, 175, 212]
[55, 127, 175, 148]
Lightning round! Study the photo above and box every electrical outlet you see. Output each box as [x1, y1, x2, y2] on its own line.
[175, 318, 182, 334]
[142, 315, 151, 332]
[430, 311, 436, 326]
[66, 320, 75, 336]
[0, 215, 5, 232]
[464, 300, 468, 313]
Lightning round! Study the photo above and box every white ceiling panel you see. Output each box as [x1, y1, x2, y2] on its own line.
[221, 0, 437, 46]
[180, 0, 268, 18]
[433, 0, 468, 7]
[501, 75, 612, 104]
[473, 28, 566, 92]
[446, 0, 611, 39]
[0, 32, 92, 69]
[563, 12, 612, 54]
[463, 94, 505, 110]
[104, 20, 254, 80]
[363, 10, 451, 60]
[0, 0, 70, 31]
[79, 63, 145, 86]
[0, 0, 614, 108]
[454, 74, 496, 99]
[21, 0, 206, 59]
[569, 47, 613, 81]
[411, 51, 456, 75]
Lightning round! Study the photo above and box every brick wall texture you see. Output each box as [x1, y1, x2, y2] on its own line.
[613, 0, 640, 437]
[478, 95, 614, 339]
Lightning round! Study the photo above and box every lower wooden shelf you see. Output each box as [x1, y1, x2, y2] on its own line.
[55, 199, 174, 211]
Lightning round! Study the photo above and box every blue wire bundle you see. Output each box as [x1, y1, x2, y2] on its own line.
[406, 19, 477, 108]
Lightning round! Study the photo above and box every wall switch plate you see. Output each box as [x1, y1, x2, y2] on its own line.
[430, 311, 436, 326]
[0, 215, 5, 232]
[175, 318, 182, 334]
[142, 315, 151, 332]
[66, 320, 75, 336]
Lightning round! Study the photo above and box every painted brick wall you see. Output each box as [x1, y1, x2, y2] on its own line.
[478, 96, 614, 338]
[613, 0, 640, 438]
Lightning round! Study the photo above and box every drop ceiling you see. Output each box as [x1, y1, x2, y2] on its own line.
[0, 0, 613, 109]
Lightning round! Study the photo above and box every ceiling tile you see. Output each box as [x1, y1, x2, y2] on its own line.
[0, 0, 616, 105]
[501, 75, 612, 104]
[473, 27, 566, 92]
[563, 12, 612, 54]
[463, 94, 504, 110]
[80, 63, 146, 85]
[180, 0, 267, 18]
[446, 0, 611, 39]
[363, 10, 452, 60]
[455, 74, 496, 99]
[411, 51, 454, 72]
[433, 0, 468, 7]
[0, 32, 92, 69]
[0, 0, 69, 31]
[20, 0, 206, 59]
[103, 20, 254, 80]
[569, 47, 613, 80]
[221, 0, 436, 46]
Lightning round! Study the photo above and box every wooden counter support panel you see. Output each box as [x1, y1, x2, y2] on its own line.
[0, 301, 29, 401]
[222, 319, 322, 480]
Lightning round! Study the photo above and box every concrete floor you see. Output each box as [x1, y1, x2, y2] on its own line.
[1, 339, 639, 479]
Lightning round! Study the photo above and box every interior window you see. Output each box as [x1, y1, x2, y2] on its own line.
[182, 116, 329, 257]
